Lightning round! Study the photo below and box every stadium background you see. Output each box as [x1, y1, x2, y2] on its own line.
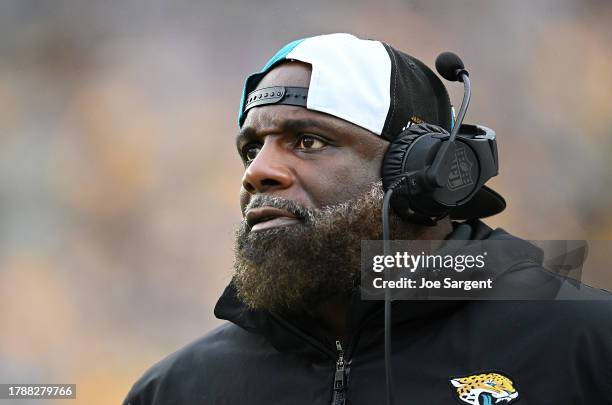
[0, 1, 610, 403]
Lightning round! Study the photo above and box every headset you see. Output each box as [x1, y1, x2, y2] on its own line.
[381, 52, 499, 225]
[380, 52, 499, 405]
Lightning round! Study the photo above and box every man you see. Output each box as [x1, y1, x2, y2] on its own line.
[123, 33, 612, 404]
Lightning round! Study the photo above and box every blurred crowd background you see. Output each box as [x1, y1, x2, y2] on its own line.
[0, 0, 610, 403]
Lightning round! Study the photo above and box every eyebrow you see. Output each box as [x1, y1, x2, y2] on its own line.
[236, 118, 334, 148]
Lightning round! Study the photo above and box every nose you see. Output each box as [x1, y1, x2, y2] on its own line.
[241, 140, 294, 194]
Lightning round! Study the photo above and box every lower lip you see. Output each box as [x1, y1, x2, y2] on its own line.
[250, 217, 300, 232]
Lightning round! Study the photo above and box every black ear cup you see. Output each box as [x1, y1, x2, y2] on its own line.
[382, 123, 447, 187]
[382, 123, 481, 225]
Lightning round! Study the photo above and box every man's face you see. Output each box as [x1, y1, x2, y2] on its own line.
[233, 62, 396, 313]
[237, 62, 388, 217]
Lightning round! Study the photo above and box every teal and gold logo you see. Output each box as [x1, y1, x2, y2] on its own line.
[450, 372, 519, 404]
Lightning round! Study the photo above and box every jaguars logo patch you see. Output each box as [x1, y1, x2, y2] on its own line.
[450, 372, 519, 404]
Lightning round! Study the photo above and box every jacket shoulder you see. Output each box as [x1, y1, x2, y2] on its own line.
[123, 322, 267, 405]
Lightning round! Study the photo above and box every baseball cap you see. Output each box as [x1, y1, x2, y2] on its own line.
[238, 33, 505, 220]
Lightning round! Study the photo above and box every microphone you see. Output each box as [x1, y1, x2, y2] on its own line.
[436, 51, 471, 140]
[435, 51, 469, 83]
[424, 52, 472, 187]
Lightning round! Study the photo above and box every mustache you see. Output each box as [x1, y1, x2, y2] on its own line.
[244, 195, 314, 223]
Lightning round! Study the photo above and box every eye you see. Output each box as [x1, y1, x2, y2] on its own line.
[297, 134, 326, 150]
[242, 144, 261, 163]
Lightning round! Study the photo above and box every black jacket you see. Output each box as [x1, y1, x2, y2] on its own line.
[123, 220, 612, 404]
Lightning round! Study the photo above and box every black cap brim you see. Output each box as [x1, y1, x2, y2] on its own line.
[449, 186, 506, 220]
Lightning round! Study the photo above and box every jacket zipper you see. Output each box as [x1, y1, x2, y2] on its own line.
[270, 308, 386, 405]
[332, 340, 347, 405]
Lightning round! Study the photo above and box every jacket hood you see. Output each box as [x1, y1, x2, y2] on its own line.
[214, 219, 545, 359]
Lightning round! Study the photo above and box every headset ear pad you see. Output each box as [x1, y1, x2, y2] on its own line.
[382, 124, 448, 188]
[382, 123, 456, 222]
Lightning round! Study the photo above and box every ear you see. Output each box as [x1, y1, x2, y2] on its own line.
[450, 378, 462, 388]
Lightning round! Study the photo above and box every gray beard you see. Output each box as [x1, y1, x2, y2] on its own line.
[233, 181, 399, 314]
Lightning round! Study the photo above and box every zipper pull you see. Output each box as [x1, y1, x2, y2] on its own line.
[334, 340, 346, 391]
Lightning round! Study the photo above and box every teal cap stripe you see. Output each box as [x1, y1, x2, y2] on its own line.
[238, 38, 306, 125]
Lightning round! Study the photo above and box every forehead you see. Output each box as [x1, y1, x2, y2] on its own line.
[256, 61, 312, 89]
